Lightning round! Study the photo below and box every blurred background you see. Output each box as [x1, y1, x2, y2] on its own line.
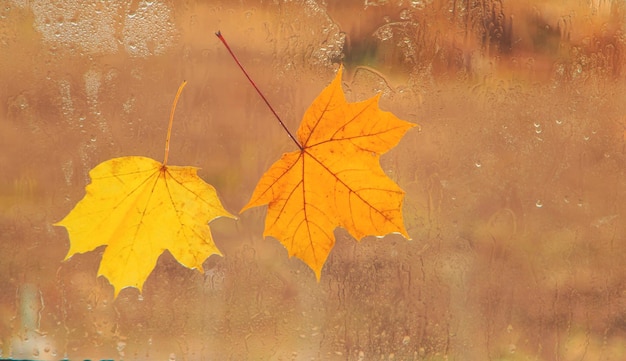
[1, 0, 626, 360]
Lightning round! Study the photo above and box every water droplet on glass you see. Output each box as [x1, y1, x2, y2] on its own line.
[535, 200, 543, 208]
[374, 26, 393, 41]
[33, 348, 40, 357]
[117, 341, 126, 352]
[474, 161, 482, 168]
[169, 353, 176, 361]
[402, 335, 411, 345]
[138, 294, 144, 301]
[555, 119, 563, 125]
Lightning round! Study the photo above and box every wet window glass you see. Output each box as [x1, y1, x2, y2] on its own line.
[2, 1, 625, 360]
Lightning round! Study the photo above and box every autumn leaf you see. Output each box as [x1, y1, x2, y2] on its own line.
[55, 82, 234, 297]
[241, 66, 416, 279]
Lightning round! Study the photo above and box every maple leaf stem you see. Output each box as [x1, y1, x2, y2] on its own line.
[164, 80, 188, 166]
[215, 31, 303, 150]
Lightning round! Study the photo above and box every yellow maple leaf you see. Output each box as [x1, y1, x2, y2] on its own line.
[55, 82, 234, 297]
[241, 66, 416, 279]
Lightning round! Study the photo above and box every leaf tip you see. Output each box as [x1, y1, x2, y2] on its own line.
[239, 200, 258, 215]
[224, 209, 238, 220]
[314, 269, 322, 282]
[111, 281, 141, 300]
[309, 259, 325, 282]
[62, 248, 75, 259]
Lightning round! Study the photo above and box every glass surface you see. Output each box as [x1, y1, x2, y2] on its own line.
[1, 1, 625, 360]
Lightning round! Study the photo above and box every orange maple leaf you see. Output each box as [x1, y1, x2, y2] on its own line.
[55, 82, 234, 297]
[242, 66, 416, 279]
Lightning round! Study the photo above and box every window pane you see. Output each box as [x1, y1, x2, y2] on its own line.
[1, 1, 625, 360]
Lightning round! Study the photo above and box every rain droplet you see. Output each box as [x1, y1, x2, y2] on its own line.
[535, 200, 543, 208]
[474, 161, 482, 168]
[169, 353, 176, 361]
[117, 341, 126, 352]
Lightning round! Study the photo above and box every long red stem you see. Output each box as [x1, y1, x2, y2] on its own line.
[215, 31, 302, 150]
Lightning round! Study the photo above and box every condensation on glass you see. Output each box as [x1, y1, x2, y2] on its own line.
[1, 0, 625, 360]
